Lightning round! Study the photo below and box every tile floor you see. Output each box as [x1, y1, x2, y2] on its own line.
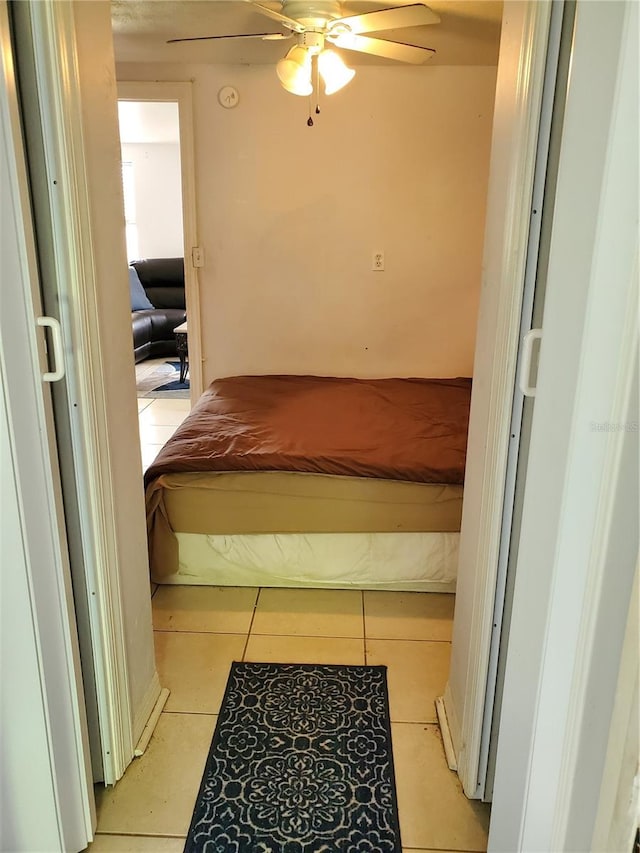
[89, 586, 490, 852]
[137, 395, 191, 471]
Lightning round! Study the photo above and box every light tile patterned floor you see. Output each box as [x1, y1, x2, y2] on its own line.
[136, 389, 191, 471]
[89, 587, 490, 852]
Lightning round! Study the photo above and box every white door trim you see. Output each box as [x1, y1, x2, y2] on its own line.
[444, 0, 553, 797]
[117, 80, 203, 401]
[24, 0, 135, 783]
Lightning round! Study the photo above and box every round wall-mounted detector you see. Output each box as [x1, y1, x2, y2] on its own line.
[218, 86, 239, 109]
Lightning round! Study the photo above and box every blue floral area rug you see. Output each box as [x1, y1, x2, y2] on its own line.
[184, 662, 402, 853]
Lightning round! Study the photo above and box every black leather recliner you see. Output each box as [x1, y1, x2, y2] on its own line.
[131, 258, 187, 364]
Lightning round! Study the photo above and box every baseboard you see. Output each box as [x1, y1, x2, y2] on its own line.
[438, 686, 459, 771]
[134, 687, 170, 757]
[132, 670, 162, 747]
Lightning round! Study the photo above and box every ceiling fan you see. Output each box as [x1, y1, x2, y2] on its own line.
[168, 1, 440, 115]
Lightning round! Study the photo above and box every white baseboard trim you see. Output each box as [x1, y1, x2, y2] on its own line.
[132, 671, 162, 749]
[134, 684, 169, 758]
[436, 695, 458, 772]
[442, 681, 462, 763]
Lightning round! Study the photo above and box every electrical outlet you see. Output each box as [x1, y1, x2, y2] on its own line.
[372, 251, 385, 271]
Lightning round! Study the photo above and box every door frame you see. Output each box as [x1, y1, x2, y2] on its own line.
[117, 80, 203, 402]
[22, 0, 557, 806]
[15, 2, 633, 848]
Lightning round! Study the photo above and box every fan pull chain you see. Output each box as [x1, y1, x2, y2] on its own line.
[307, 52, 319, 127]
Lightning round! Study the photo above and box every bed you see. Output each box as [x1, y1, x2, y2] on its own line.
[144, 375, 471, 591]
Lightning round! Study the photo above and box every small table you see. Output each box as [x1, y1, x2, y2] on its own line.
[173, 321, 188, 384]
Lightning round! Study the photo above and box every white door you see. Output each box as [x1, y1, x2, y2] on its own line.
[441, 0, 558, 797]
[446, 1, 638, 824]
[0, 2, 94, 849]
[8, 0, 161, 787]
[489, 0, 639, 847]
[480, 0, 575, 797]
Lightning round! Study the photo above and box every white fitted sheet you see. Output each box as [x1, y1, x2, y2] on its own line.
[156, 532, 459, 592]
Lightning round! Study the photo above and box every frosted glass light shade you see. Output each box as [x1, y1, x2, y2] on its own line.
[276, 46, 313, 96]
[318, 49, 355, 95]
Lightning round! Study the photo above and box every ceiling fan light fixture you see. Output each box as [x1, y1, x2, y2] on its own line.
[318, 48, 355, 95]
[276, 45, 312, 96]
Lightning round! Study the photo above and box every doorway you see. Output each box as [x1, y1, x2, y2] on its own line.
[3, 4, 630, 849]
[104, 0, 520, 808]
[117, 97, 194, 469]
[118, 81, 204, 406]
[5, 0, 539, 845]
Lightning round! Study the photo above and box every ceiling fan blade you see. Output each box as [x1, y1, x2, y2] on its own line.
[333, 4, 440, 35]
[246, 2, 306, 33]
[167, 32, 291, 43]
[331, 33, 435, 64]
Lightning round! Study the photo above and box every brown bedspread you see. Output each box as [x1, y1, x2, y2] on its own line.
[145, 375, 472, 487]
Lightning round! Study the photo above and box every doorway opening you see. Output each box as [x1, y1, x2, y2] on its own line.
[100, 1, 524, 846]
[21, 0, 544, 844]
[116, 86, 202, 475]
[117, 98, 193, 469]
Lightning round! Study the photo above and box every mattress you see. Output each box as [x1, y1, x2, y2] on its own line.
[162, 531, 460, 592]
[145, 375, 472, 584]
[147, 471, 463, 579]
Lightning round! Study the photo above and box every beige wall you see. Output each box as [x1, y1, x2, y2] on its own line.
[118, 62, 497, 383]
[121, 142, 184, 260]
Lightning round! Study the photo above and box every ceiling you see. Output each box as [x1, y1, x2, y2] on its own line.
[111, 1, 503, 66]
